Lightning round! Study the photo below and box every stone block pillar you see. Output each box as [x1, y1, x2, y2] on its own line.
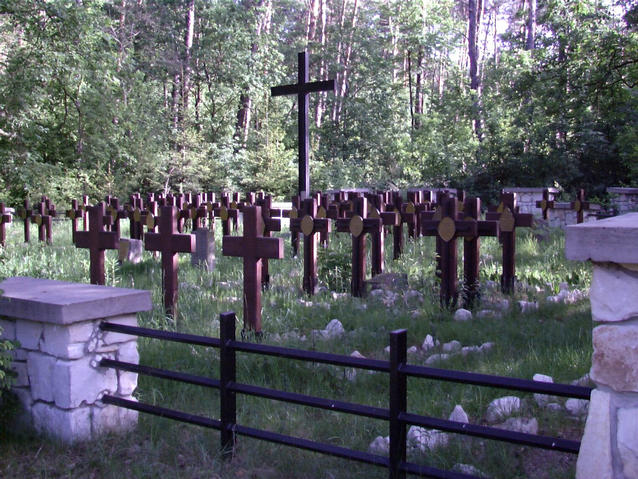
[0, 277, 152, 442]
[566, 213, 638, 479]
[191, 228, 215, 271]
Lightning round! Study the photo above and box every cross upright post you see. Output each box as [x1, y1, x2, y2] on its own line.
[535, 188, 555, 220]
[254, 195, 282, 287]
[223, 206, 284, 333]
[74, 202, 120, 285]
[145, 205, 196, 318]
[271, 51, 335, 199]
[18, 199, 32, 243]
[65, 199, 83, 242]
[570, 189, 590, 224]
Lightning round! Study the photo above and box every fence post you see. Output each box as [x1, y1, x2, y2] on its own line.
[219, 311, 237, 458]
[389, 329, 407, 479]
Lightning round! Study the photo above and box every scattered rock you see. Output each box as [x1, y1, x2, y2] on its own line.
[410, 310, 422, 319]
[313, 319, 345, 339]
[532, 373, 554, 407]
[571, 373, 592, 388]
[297, 299, 313, 307]
[565, 398, 589, 416]
[452, 464, 488, 478]
[448, 405, 469, 424]
[384, 346, 390, 354]
[494, 299, 510, 311]
[485, 280, 498, 290]
[546, 403, 563, 413]
[476, 309, 500, 319]
[442, 340, 462, 353]
[479, 342, 495, 353]
[486, 396, 521, 423]
[407, 426, 449, 452]
[495, 417, 538, 435]
[366, 273, 409, 292]
[454, 308, 472, 321]
[425, 354, 450, 365]
[421, 334, 436, 351]
[368, 436, 390, 455]
[518, 301, 539, 313]
[461, 345, 481, 356]
[350, 350, 365, 359]
[331, 292, 349, 300]
[404, 290, 424, 305]
[407, 346, 419, 355]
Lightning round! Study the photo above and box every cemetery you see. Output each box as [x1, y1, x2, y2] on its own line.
[0, 2, 637, 478]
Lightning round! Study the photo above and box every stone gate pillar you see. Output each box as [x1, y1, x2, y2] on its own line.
[566, 213, 638, 479]
[0, 277, 152, 442]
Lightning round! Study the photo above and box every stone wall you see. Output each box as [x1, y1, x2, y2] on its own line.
[607, 187, 638, 214]
[0, 277, 152, 442]
[566, 213, 638, 479]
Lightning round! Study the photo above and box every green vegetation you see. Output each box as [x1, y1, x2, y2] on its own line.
[0, 219, 592, 478]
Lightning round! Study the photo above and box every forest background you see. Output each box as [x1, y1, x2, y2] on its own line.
[0, 0, 636, 207]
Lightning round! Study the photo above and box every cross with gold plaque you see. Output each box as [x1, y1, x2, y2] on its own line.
[335, 197, 383, 297]
[570, 189, 590, 224]
[17, 199, 33, 243]
[284, 195, 302, 257]
[65, 199, 84, 242]
[367, 195, 399, 276]
[535, 188, 556, 220]
[213, 194, 239, 236]
[31, 197, 53, 244]
[486, 192, 534, 293]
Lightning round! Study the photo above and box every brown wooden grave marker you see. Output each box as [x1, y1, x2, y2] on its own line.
[0, 203, 12, 247]
[486, 192, 534, 294]
[271, 51, 335, 199]
[570, 189, 590, 224]
[254, 195, 282, 287]
[367, 197, 399, 276]
[65, 199, 83, 242]
[145, 205, 196, 318]
[535, 188, 555, 220]
[74, 203, 120, 285]
[17, 199, 32, 243]
[223, 206, 284, 333]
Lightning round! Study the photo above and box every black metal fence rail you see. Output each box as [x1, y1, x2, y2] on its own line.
[99, 313, 592, 479]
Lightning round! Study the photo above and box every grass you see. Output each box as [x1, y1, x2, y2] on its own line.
[0, 217, 593, 478]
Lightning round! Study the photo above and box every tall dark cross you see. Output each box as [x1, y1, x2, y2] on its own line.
[74, 203, 120, 285]
[535, 188, 555, 220]
[290, 197, 331, 295]
[462, 197, 499, 308]
[570, 189, 590, 224]
[18, 199, 32, 243]
[486, 192, 534, 294]
[271, 51, 335, 199]
[336, 197, 382, 297]
[145, 205, 196, 318]
[223, 206, 284, 333]
[0, 203, 12, 247]
[65, 199, 83, 242]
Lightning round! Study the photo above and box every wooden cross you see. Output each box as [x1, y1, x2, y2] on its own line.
[0, 203, 12, 247]
[17, 199, 32, 243]
[32, 198, 53, 244]
[570, 189, 590, 224]
[254, 195, 282, 287]
[335, 197, 382, 297]
[127, 194, 144, 240]
[271, 51, 335, 199]
[81, 195, 89, 231]
[65, 199, 84, 242]
[286, 195, 302, 256]
[74, 203, 120, 285]
[421, 196, 480, 307]
[223, 206, 284, 333]
[145, 205, 196, 318]
[389, 192, 416, 260]
[214, 194, 239, 236]
[461, 197, 499, 308]
[486, 192, 534, 294]
[290, 197, 331, 295]
[535, 188, 555, 220]
[367, 196, 399, 276]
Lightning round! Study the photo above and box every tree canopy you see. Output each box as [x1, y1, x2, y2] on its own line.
[0, 0, 636, 205]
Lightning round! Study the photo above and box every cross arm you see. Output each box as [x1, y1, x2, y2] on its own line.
[223, 236, 284, 260]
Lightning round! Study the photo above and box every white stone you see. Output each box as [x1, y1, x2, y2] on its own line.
[407, 346, 419, 355]
[91, 402, 138, 435]
[591, 324, 638, 391]
[116, 341, 139, 396]
[0, 318, 16, 341]
[565, 213, 638, 264]
[546, 403, 563, 412]
[565, 398, 589, 416]
[16, 320, 43, 350]
[442, 340, 462, 353]
[27, 351, 56, 402]
[368, 435, 389, 455]
[407, 426, 448, 452]
[590, 263, 638, 323]
[571, 373, 592, 387]
[52, 355, 118, 408]
[453, 309, 472, 322]
[118, 238, 143, 264]
[576, 390, 613, 479]
[40, 321, 94, 359]
[532, 373, 554, 407]
[476, 310, 499, 319]
[421, 335, 435, 351]
[494, 299, 510, 311]
[101, 315, 138, 345]
[322, 319, 345, 339]
[495, 417, 538, 435]
[31, 402, 92, 443]
[425, 354, 449, 365]
[350, 350, 365, 359]
[448, 405, 469, 423]
[384, 346, 390, 354]
[518, 301, 539, 313]
[617, 407, 638, 478]
[403, 290, 424, 305]
[486, 396, 521, 423]
[460, 346, 481, 356]
[479, 342, 495, 353]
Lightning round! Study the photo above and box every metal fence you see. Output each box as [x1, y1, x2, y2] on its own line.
[99, 312, 592, 479]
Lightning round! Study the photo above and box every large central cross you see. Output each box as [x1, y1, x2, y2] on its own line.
[271, 51, 335, 199]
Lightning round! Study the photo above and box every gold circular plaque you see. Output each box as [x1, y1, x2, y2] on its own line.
[18, 207, 26, 219]
[500, 207, 515, 232]
[289, 206, 298, 219]
[66, 209, 75, 220]
[438, 217, 456, 242]
[301, 215, 314, 236]
[405, 202, 416, 214]
[146, 213, 155, 229]
[317, 206, 327, 218]
[349, 215, 364, 237]
[540, 199, 547, 211]
[34, 214, 42, 226]
[573, 199, 582, 212]
[220, 206, 229, 221]
[133, 208, 141, 223]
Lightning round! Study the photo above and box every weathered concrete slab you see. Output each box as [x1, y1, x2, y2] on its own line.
[565, 213, 638, 264]
[0, 277, 152, 325]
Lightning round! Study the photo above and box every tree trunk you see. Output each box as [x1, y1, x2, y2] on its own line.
[526, 0, 536, 51]
[468, 0, 484, 141]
